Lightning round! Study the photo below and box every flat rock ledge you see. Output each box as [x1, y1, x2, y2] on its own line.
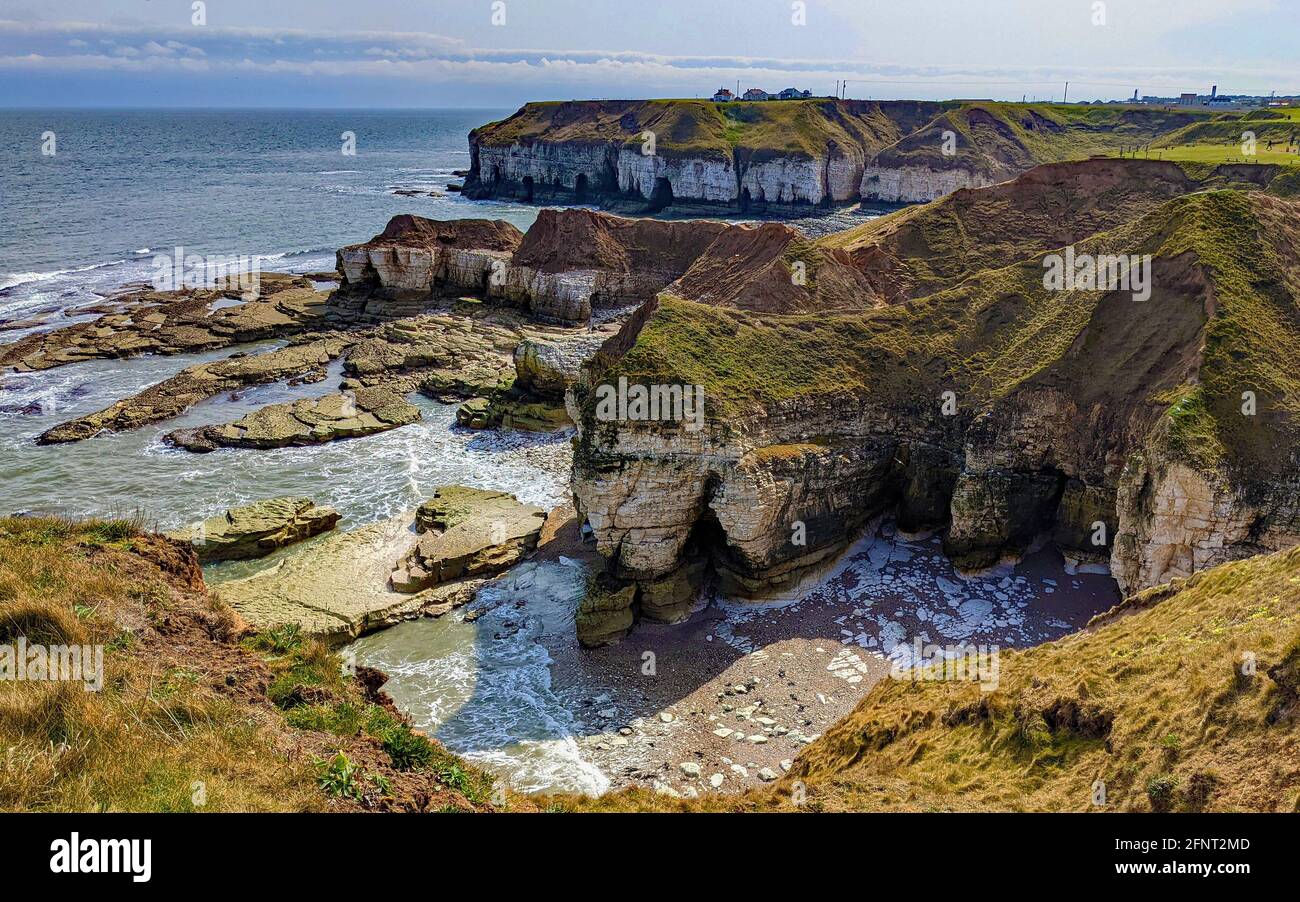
[167, 386, 420, 452]
[390, 486, 546, 593]
[169, 496, 341, 563]
[214, 512, 488, 644]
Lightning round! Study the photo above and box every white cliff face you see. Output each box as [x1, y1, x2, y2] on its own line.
[860, 165, 994, 203]
[475, 139, 995, 207]
[616, 147, 737, 203]
[338, 244, 510, 294]
[569, 394, 896, 590]
[739, 157, 827, 206]
[571, 420, 729, 580]
[1112, 454, 1300, 594]
[493, 266, 599, 323]
[476, 142, 613, 191]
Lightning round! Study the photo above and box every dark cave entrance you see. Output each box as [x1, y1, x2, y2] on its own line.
[647, 177, 674, 213]
[521, 176, 535, 203]
[574, 173, 589, 202]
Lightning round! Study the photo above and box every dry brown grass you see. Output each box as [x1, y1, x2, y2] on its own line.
[0, 516, 324, 811]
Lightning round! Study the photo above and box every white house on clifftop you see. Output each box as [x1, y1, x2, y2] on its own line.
[713, 86, 812, 101]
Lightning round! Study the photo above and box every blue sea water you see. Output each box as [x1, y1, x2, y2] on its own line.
[0, 108, 540, 323]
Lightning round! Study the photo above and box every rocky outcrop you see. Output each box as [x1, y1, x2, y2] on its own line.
[514, 335, 606, 398]
[170, 497, 341, 563]
[389, 487, 546, 593]
[576, 573, 639, 648]
[495, 209, 731, 322]
[456, 334, 607, 433]
[1112, 448, 1300, 594]
[336, 215, 523, 309]
[38, 336, 352, 444]
[215, 512, 487, 642]
[333, 209, 734, 325]
[166, 386, 421, 451]
[0, 273, 328, 373]
[566, 170, 1300, 645]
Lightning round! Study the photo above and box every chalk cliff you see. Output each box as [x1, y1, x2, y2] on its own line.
[465, 99, 1213, 210]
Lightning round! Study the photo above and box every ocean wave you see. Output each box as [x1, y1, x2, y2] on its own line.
[0, 259, 129, 291]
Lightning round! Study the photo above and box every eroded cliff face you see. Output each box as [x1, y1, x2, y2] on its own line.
[1113, 447, 1300, 594]
[470, 134, 969, 210]
[565, 176, 1300, 645]
[859, 165, 993, 203]
[464, 99, 977, 210]
[335, 209, 733, 324]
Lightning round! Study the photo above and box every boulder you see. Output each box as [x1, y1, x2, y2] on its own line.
[390, 486, 546, 593]
[170, 497, 341, 563]
[455, 397, 492, 429]
[513, 336, 605, 399]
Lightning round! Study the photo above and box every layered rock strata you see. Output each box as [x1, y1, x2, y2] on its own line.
[389, 487, 546, 593]
[169, 497, 341, 563]
[335, 209, 734, 325]
[166, 386, 420, 451]
[0, 273, 328, 373]
[464, 99, 1215, 210]
[38, 336, 352, 444]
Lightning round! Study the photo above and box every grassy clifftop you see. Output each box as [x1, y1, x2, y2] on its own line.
[472, 99, 1244, 170]
[0, 517, 509, 812]
[603, 178, 1300, 478]
[471, 98, 952, 160]
[570, 542, 1300, 812]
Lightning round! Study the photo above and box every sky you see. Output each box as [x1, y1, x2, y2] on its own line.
[0, 0, 1296, 108]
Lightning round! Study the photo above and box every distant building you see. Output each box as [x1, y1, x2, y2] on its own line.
[742, 88, 771, 101]
[1179, 92, 1199, 105]
[711, 87, 736, 102]
[778, 87, 813, 100]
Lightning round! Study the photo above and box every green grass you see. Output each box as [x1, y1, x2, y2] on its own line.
[591, 185, 1300, 483]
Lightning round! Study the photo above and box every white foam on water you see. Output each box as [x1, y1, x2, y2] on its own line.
[351, 561, 611, 797]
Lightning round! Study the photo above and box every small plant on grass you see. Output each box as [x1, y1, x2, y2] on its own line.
[378, 723, 436, 771]
[315, 752, 362, 800]
[1145, 774, 1179, 812]
[247, 623, 303, 655]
